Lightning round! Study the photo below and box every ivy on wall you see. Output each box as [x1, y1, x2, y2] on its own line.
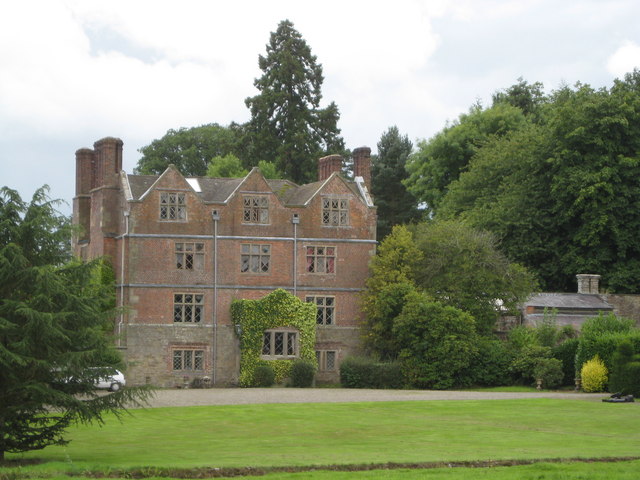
[231, 289, 317, 386]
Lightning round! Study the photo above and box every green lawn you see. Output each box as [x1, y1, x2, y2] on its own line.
[3, 398, 639, 477]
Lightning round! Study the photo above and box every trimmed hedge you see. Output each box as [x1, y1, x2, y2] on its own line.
[340, 357, 403, 389]
[253, 364, 275, 387]
[552, 338, 579, 386]
[575, 330, 640, 376]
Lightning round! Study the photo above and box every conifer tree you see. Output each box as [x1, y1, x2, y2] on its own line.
[245, 20, 344, 184]
[0, 187, 148, 461]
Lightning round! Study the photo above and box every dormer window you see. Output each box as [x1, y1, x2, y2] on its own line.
[243, 195, 269, 224]
[322, 197, 348, 226]
[160, 192, 186, 221]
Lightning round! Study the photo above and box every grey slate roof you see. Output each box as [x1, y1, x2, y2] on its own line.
[126, 172, 360, 206]
[524, 293, 613, 311]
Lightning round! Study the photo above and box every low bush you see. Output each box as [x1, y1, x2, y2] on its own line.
[581, 355, 608, 393]
[533, 357, 564, 389]
[253, 364, 275, 387]
[290, 359, 316, 387]
[339, 357, 403, 389]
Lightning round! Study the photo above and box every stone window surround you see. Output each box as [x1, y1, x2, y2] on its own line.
[241, 243, 271, 274]
[175, 242, 204, 270]
[305, 245, 336, 274]
[322, 196, 349, 226]
[261, 328, 299, 359]
[242, 195, 269, 224]
[173, 293, 204, 323]
[159, 192, 186, 221]
[306, 295, 336, 325]
[316, 349, 338, 372]
[172, 347, 205, 371]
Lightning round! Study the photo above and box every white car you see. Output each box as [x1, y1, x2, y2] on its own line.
[94, 370, 126, 392]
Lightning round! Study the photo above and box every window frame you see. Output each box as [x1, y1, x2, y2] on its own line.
[241, 243, 271, 274]
[242, 195, 270, 224]
[175, 242, 204, 270]
[261, 328, 299, 359]
[159, 192, 187, 221]
[173, 293, 204, 323]
[316, 350, 338, 372]
[306, 295, 336, 325]
[172, 348, 205, 371]
[305, 245, 336, 274]
[321, 197, 349, 226]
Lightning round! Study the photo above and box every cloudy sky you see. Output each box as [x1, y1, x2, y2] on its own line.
[1, 0, 639, 214]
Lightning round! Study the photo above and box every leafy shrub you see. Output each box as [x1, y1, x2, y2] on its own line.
[552, 337, 579, 386]
[533, 357, 564, 389]
[253, 364, 275, 387]
[581, 355, 608, 393]
[339, 357, 403, 389]
[458, 336, 512, 387]
[509, 345, 552, 385]
[609, 340, 640, 396]
[394, 293, 478, 389]
[290, 359, 316, 387]
[506, 325, 537, 353]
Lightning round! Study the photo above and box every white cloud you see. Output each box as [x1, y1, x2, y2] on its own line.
[607, 41, 640, 77]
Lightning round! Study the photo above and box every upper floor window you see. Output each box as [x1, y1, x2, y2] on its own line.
[160, 192, 186, 221]
[241, 244, 271, 273]
[306, 296, 335, 325]
[262, 329, 299, 359]
[173, 293, 203, 323]
[306, 246, 335, 274]
[322, 197, 348, 226]
[175, 242, 204, 270]
[243, 196, 269, 224]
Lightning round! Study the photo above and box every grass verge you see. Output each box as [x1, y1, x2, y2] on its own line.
[2, 398, 638, 476]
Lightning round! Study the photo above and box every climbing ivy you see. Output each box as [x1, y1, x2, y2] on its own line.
[231, 289, 317, 386]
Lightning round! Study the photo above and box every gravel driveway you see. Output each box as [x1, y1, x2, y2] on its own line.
[138, 388, 608, 408]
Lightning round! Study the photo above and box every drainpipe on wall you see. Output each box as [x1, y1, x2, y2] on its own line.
[292, 213, 299, 296]
[212, 210, 220, 385]
[118, 210, 130, 347]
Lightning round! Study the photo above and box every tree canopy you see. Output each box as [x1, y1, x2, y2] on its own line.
[0, 187, 148, 460]
[245, 19, 344, 184]
[135, 123, 248, 176]
[437, 71, 640, 292]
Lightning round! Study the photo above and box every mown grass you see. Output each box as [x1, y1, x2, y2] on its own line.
[2, 398, 639, 477]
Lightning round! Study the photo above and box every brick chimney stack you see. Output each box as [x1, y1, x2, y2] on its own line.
[93, 137, 123, 188]
[577, 274, 601, 294]
[75, 148, 95, 195]
[318, 154, 343, 182]
[353, 146, 372, 191]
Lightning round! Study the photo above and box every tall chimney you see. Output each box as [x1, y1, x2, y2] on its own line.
[318, 154, 343, 182]
[353, 146, 372, 191]
[577, 274, 600, 294]
[93, 137, 123, 187]
[75, 148, 95, 195]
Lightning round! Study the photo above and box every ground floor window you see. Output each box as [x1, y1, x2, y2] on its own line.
[172, 349, 204, 371]
[261, 329, 298, 359]
[316, 350, 337, 372]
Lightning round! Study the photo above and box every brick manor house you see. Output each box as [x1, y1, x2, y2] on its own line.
[72, 137, 377, 386]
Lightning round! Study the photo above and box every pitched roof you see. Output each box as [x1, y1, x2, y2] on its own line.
[125, 171, 369, 207]
[524, 293, 613, 311]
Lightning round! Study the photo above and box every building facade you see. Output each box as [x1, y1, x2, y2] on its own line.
[72, 137, 377, 386]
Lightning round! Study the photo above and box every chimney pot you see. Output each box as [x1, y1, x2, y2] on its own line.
[576, 274, 601, 294]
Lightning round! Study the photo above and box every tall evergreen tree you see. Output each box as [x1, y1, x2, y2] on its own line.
[245, 20, 344, 184]
[371, 126, 420, 240]
[0, 187, 149, 460]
